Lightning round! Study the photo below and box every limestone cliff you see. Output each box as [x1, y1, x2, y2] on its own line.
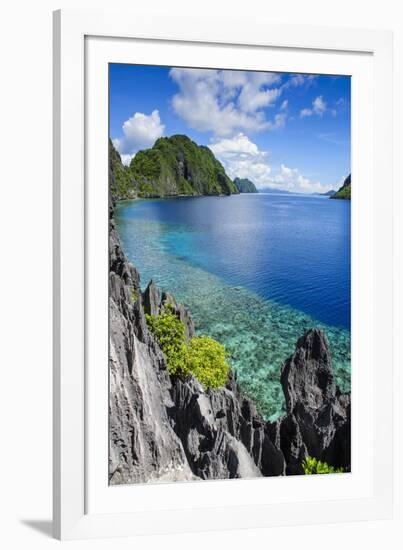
[110, 135, 238, 200]
[233, 177, 258, 193]
[274, 329, 351, 474]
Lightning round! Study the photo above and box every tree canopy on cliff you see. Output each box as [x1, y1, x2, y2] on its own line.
[233, 177, 258, 193]
[109, 135, 238, 200]
[146, 305, 230, 389]
[331, 174, 351, 200]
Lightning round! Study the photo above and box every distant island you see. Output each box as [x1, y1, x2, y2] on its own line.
[233, 177, 258, 193]
[110, 135, 238, 200]
[331, 174, 351, 200]
[259, 187, 296, 195]
[309, 190, 336, 197]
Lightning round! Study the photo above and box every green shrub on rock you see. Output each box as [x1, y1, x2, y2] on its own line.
[146, 308, 230, 389]
[302, 456, 344, 475]
[187, 336, 230, 389]
[145, 307, 189, 378]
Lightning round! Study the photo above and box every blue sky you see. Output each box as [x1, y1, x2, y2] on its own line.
[110, 64, 350, 193]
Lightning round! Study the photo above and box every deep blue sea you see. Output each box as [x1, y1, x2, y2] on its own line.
[115, 193, 351, 420]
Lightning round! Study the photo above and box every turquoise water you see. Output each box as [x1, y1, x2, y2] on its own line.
[115, 195, 351, 420]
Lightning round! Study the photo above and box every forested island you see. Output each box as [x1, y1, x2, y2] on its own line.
[110, 135, 238, 200]
[332, 174, 351, 199]
[233, 177, 258, 193]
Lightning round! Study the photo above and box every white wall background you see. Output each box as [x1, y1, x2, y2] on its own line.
[0, 1, 401, 548]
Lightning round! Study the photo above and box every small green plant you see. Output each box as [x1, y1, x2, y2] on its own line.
[187, 336, 230, 389]
[146, 306, 189, 377]
[146, 307, 230, 389]
[302, 456, 344, 475]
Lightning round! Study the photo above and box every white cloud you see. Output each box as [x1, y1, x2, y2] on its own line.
[210, 134, 335, 194]
[313, 96, 327, 115]
[286, 74, 317, 88]
[169, 68, 284, 137]
[117, 154, 134, 166]
[330, 97, 348, 117]
[280, 100, 288, 110]
[288, 74, 306, 87]
[209, 133, 262, 158]
[113, 110, 165, 156]
[237, 73, 282, 112]
[300, 108, 313, 118]
[209, 133, 272, 187]
[300, 95, 327, 118]
[270, 112, 287, 129]
[265, 164, 332, 194]
[209, 132, 331, 193]
[238, 85, 281, 113]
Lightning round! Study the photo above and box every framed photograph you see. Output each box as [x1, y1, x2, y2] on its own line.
[53, 9, 394, 540]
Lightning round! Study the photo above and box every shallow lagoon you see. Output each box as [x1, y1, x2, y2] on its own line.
[115, 194, 351, 420]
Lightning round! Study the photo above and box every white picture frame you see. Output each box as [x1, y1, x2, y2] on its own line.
[53, 9, 394, 540]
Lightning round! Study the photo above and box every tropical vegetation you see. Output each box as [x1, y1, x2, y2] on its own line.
[233, 177, 258, 193]
[331, 174, 351, 200]
[109, 139, 137, 200]
[109, 135, 238, 200]
[302, 456, 344, 474]
[146, 305, 230, 389]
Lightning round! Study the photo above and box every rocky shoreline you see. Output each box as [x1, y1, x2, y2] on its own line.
[109, 202, 351, 484]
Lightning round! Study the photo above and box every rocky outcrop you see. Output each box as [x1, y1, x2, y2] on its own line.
[109, 210, 196, 484]
[269, 329, 351, 474]
[110, 135, 238, 200]
[331, 174, 351, 200]
[109, 204, 350, 484]
[233, 177, 258, 193]
[170, 373, 285, 479]
[109, 140, 137, 201]
[143, 281, 195, 341]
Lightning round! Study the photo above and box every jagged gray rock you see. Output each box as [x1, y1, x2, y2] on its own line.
[160, 291, 195, 341]
[142, 280, 160, 317]
[142, 283, 195, 341]
[109, 214, 196, 485]
[271, 329, 351, 474]
[170, 373, 285, 479]
[281, 328, 335, 412]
